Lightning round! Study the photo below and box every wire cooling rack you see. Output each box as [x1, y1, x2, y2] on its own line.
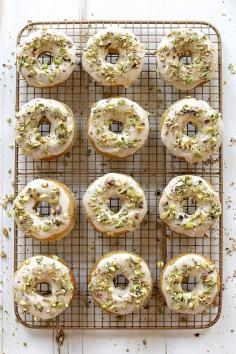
[14, 20, 223, 329]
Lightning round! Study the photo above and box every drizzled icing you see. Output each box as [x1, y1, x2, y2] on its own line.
[82, 27, 145, 88]
[156, 29, 215, 90]
[161, 98, 223, 164]
[15, 98, 76, 160]
[83, 173, 147, 236]
[13, 255, 75, 320]
[89, 251, 152, 315]
[160, 254, 219, 314]
[159, 175, 221, 237]
[13, 179, 77, 241]
[88, 97, 149, 158]
[16, 29, 76, 87]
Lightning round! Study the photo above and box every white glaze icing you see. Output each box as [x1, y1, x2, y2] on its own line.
[159, 175, 221, 237]
[160, 254, 219, 314]
[13, 179, 77, 241]
[161, 98, 223, 164]
[83, 173, 147, 236]
[16, 29, 76, 87]
[156, 29, 215, 90]
[82, 27, 145, 88]
[15, 98, 76, 160]
[13, 255, 75, 320]
[89, 251, 152, 315]
[88, 97, 150, 158]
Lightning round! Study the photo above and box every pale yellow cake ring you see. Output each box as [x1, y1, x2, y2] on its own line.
[88, 97, 150, 158]
[82, 27, 145, 88]
[13, 255, 76, 320]
[159, 175, 221, 237]
[89, 251, 153, 315]
[16, 29, 76, 87]
[160, 253, 220, 314]
[83, 173, 147, 236]
[15, 98, 76, 160]
[13, 178, 77, 242]
[160, 98, 223, 164]
[156, 29, 215, 90]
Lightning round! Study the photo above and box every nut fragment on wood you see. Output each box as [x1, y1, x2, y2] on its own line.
[0, 251, 7, 258]
[56, 327, 65, 352]
[3, 228, 9, 237]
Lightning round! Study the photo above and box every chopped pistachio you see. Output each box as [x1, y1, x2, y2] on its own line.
[185, 222, 196, 229]
[3, 228, 9, 237]
[0, 250, 7, 258]
[52, 255, 59, 260]
[157, 261, 165, 269]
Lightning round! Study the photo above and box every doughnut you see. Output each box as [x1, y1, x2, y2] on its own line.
[160, 253, 220, 314]
[156, 29, 215, 90]
[13, 179, 77, 241]
[82, 27, 145, 88]
[15, 98, 76, 160]
[159, 175, 221, 237]
[160, 98, 223, 164]
[16, 29, 76, 87]
[13, 255, 75, 320]
[83, 173, 147, 236]
[89, 251, 153, 315]
[88, 97, 150, 158]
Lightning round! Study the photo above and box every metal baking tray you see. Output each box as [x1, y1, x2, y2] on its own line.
[14, 20, 223, 329]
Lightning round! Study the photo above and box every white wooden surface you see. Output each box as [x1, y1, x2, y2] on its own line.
[1, 0, 236, 353]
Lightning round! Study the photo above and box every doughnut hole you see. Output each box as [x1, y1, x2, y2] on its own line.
[109, 120, 124, 134]
[36, 282, 52, 296]
[37, 51, 54, 66]
[186, 122, 197, 137]
[35, 201, 51, 217]
[181, 275, 197, 292]
[113, 273, 129, 290]
[182, 197, 197, 215]
[180, 54, 193, 65]
[105, 47, 120, 64]
[109, 196, 121, 213]
[38, 117, 51, 137]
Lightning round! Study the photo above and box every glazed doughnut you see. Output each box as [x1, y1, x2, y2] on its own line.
[156, 29, 215, 90]
[159, 175, 221, 237]
[13, 179, 77, 241]
[160, 253, 220, 314]
[13, 255, 75, 320]
[160, 98, 223, 164]
[89, 251, 153, 315]
[15, 98, 76, 160]
[88, 97, 150, 158]
[83, 173, 147, 236]
[82, 27, 145, 88]
[16, 29, 76, 87]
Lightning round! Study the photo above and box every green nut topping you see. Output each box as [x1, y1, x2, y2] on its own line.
[15, 100, 73, 157]
[160, 175, 221, 231]
[89, 255, 151, 313]
[90, 99, 146, 151]
[164, 257, 217, 312]
[88, 176, 144, 229]
[13, 182, 68, 236]
[84, 30, 143, 83]
[14, 256, 74, 318]
[17, 30, 73, 74]
[157, 30, 214, 85]
[162, 101, 221, 159]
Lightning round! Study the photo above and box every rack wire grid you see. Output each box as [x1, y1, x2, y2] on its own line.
[14, 20, 223, 329]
